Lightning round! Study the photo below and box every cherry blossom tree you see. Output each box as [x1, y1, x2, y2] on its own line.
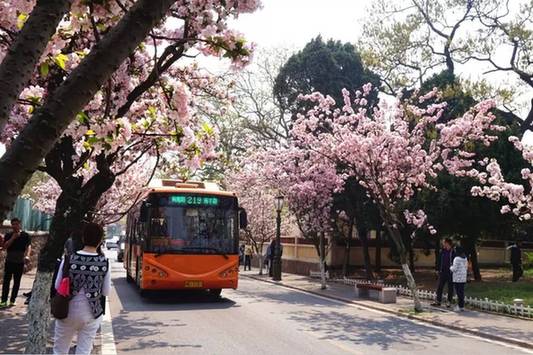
[472, 137, 533, 221]
[0, 0, 261, 233]
[226, 167, 285, 275]
[249, 148, 344, 289]
[32, 159, 154, 225]
[290, 84, 503, 310]
[0, 1, 262, 351]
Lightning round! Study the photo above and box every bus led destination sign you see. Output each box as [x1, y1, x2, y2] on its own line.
[169, 195, 219, 206]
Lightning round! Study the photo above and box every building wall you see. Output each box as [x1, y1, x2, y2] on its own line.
[278, 240, 533, 275]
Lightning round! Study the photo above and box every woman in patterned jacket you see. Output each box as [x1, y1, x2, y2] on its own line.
[450, 246, 468, 312]
[53, 223, 111, 354]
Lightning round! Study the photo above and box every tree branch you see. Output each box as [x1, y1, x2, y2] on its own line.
[0, 0, 72, 135]
[0, 0, 178, 222]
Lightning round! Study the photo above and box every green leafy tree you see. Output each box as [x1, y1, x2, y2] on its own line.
[410, 71, 528, 280]
[360, 0, 532, 135]
[331, 177, 381, 278]
[273, 37, 382, 277]
[274, 36, 381, 118]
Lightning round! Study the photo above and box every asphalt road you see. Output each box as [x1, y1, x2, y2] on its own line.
[106, 253, 531, 355]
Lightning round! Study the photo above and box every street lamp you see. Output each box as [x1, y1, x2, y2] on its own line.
[272, 195, 284, 281]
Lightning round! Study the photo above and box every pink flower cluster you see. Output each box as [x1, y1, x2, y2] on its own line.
[287, 84, 502, 234]
[471, 136, 533, 221]
[1, 0, 261, 221]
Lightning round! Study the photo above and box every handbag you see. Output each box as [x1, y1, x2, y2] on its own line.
[50, 256, 71, 319]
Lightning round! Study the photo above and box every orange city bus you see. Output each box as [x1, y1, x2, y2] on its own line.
[124, 180, 247, 297]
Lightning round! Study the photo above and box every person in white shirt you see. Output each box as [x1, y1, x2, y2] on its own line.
[53, 223, 111, 354]
[450, 246, 468, 312]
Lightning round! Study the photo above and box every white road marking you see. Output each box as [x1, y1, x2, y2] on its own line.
[247, 277, 533, 354]
[100, 296, 117, 355]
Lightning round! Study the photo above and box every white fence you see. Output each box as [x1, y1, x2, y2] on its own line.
[326, 277, 533, 319]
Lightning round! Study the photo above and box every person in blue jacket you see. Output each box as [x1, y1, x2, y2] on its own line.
[431, 238, 455, 307]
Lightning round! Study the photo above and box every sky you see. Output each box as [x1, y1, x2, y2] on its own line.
[229, 0, 370, 48]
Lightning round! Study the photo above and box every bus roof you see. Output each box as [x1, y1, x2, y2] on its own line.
[147, 179, 236, 197]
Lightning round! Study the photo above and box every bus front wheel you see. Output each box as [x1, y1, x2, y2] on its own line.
[208, 288, 222, 297]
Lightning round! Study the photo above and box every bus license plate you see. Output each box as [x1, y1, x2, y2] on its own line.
[185, 280, 203, 288]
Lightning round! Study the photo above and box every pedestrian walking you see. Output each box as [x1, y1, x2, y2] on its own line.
[244, 243, 253, 271]
[53, 223, 111, 355]
[267, 239, 275, 277]
[431, 238, 455, 308]
[1, 218, 31, 308]
[450, 246, 468, 312]
[239, 244, 245, 266]
[507, 241, 523, 282]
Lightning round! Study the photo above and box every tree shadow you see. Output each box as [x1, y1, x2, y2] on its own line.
[287, 309, 444, 352]
[0, 307, 30, 354]
[234, 287, 343, 308]
[429, 310, 533, 343]
[111, 313, 202, 352]
[0, 307, 58, 354]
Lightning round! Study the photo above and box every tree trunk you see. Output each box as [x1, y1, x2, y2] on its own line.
[26, 157, 115, 353]
[258, 254, 264, 275]
[469, 244, 482, 281]
[0, 0, 72, 134]
[401, 262, 423, 312]
[25, 271, 54, 354]
[434, 238, 440, 271]
[25, 197, 90, 354]
[357, 226, 373, 280]
[382, 213, 423, 312]
[319, 232, 327, 290]
[342, 222, 353, 277]
[408, 242, 415, 275]
[0, 0, 177, 223]
[375, 227, 382, 272]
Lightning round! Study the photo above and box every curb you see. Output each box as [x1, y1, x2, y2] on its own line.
[243, 274, 533, 351]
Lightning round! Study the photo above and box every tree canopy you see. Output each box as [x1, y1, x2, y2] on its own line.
[274, 36, 381, 118]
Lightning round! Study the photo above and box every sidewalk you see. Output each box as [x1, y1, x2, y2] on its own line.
[0, 271, 103, 354]
[241, 270, 533, 350]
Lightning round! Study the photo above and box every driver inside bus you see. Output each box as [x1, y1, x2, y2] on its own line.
[150, 218, 168, 236]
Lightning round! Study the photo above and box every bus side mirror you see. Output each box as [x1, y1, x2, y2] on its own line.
[139, 202, 149, 223]
[239, 208, 248, 229]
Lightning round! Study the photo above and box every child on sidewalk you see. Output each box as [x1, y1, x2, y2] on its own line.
[450, 246, 468, 312]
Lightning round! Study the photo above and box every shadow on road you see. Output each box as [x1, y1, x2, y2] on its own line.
[0, 308, 29, 354]
[113, 276, 238, 312]
[288, 309, 447, 352]
[111, 313, 203, 352]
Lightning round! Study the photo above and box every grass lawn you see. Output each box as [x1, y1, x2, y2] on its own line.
[353, 267, 533, 306]
[465, 280, 533, 306]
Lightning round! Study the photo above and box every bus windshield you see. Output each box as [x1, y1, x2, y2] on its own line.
[147, 205, 238, 255]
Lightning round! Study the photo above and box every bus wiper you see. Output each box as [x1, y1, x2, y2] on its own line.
[181, 246, 229, 259]
[154, 250, 185, 257]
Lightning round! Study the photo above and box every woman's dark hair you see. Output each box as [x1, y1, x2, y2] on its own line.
[455, 246, 466, 258]
[82, 222, 104, 247]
